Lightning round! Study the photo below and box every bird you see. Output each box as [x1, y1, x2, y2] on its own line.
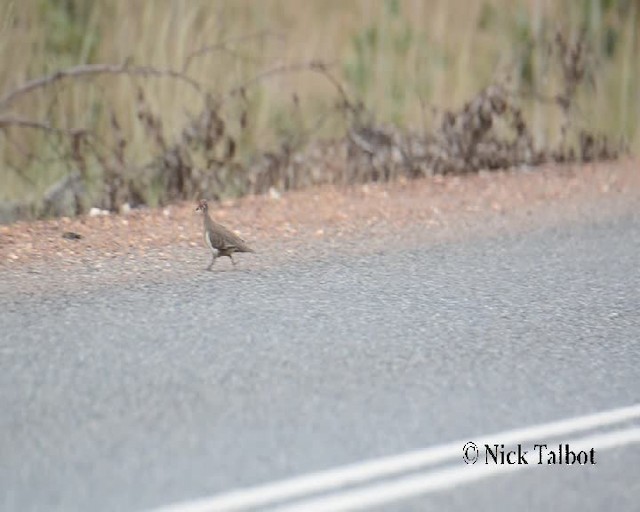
[195, 199, 255, 270]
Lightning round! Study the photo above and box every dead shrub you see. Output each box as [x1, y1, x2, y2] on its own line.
[0, 31, 627, 222]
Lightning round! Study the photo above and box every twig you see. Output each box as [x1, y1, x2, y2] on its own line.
[0, 115, 87, 135]
[0, 63, 205, 111]
[183, 30, 284, 72]
[311, 61, 358, 115]
[225, 60, 344, 101]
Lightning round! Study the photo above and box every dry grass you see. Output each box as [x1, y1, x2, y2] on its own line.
[0, 0, 637, 206]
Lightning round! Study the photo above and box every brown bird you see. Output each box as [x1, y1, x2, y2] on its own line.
[195, 199, 255, 270]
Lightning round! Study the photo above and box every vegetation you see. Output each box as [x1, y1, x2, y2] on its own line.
[0, 0, 637, 219]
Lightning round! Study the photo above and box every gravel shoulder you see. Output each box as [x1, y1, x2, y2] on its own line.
[1, 159, 638, 297]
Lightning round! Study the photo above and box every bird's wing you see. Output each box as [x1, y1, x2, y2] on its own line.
[212, 221, 254, 252]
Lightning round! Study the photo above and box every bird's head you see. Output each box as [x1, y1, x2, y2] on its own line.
[195, 199, 208, 213]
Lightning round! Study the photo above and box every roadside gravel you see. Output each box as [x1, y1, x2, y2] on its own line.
[1, 159, 638, 298]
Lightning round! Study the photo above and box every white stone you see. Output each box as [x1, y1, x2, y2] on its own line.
[268, 187, 281, 200]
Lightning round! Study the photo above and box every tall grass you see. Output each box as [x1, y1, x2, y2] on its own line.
[0, 0, 638, 203]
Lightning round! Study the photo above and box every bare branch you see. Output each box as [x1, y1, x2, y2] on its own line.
[183, 30, 284, 72]
[0, 63, 205, 111]
[0, 115, 88, 136]
[309, 61, 359, 117]
[225, 60, 342, 100]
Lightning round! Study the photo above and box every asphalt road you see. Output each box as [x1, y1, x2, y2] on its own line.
[1, 209, 639, 512]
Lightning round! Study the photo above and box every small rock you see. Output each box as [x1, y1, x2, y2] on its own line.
[62, 231, 83, 240]
[89, 207, 110, 217]
[268, 187, 282, 200]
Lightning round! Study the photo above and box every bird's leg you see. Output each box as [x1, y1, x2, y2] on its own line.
[207, 253, 216, 271]
[229, 254, 237, 267]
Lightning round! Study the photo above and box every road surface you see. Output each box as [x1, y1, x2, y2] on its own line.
[1, 206, 639, 511]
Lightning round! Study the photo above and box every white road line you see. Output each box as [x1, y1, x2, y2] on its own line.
[151, 403, 640, 512]
[267, 427, 640, 512]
